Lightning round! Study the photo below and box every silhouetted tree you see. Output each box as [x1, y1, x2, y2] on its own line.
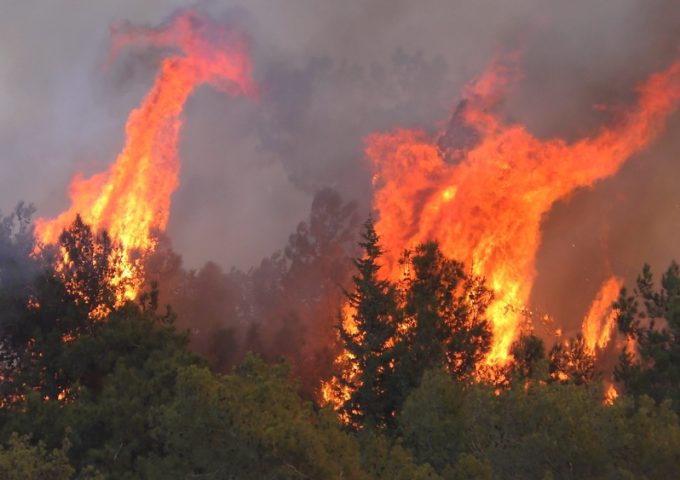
[56, 215, 119, 318]
[615, 262, 680, 411]
[509, 333, 547, 383]
[549, 334, 595, 385]
[0, 215, 124, 402]
[336, 218, 399, 429]
[395, 242, 492, 401]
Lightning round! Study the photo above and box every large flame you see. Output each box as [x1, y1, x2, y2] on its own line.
[35, 11, 256, 300]
[368, 55, 680, 366]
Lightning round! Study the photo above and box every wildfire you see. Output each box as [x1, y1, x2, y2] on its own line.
[581, 276, 623, 352]
[367, 54, 680, 366]
[35, 11, 256, 302]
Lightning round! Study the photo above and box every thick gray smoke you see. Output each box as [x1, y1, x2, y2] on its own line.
[0, 0, 679, 337]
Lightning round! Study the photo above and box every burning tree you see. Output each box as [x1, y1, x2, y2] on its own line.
[367, 54, 680, 370]
[34, 10, 257, 304]
[398, 242, 493, 386]
[549, 334, 596, 385]
[335, 218, 400, 428]
[615, 262, 680, 412]
[329, 223, 493, 427]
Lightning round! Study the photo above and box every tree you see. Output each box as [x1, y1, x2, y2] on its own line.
[549, 334, 596, 385]
[55, 215, 119, 318]
[0, 203, 39, 379]
[399, 368, 680, 479]
[615, 262, 680, 411]
[508, 333, 548, 383]
[396, 242, 492, 398]
[0, 215, 125, 403]
[399, 369, 467, 472]
[0, 433, 73, 480]
[336, 217, 399, 429]
[138, 356, 371, 479]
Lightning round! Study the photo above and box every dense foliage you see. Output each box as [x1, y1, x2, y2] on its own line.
[0, 208, 678, 478]
[615, 262, 680, 412]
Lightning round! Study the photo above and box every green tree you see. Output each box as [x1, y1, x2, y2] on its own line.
[396, 242, 492, 400]
[139, 355, 371, 479]
[0, 215, 121, 403]
[0, 301, 202, 475]
[507, 333, 548, 384]
[336, 217, 400, 429]
[399, 368, 680, 479]
[358, 430, 442, 480]
[0, 433, 73, 480]
[399, 369, 466, 472]
[615, 262, 680, 411]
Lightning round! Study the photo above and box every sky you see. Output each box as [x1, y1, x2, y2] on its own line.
[0, 0, 679, 326]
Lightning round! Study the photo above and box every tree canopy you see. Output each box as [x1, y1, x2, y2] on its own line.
[0, 212, 678, 478]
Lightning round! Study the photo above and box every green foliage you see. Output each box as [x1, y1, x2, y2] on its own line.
[0, 433, 73, 480]
[357, 430, 441, 480]
[507, 333, 549, 384]
[441, 454, 493, 480]
[615, 262, 680, 411]
[399, 368, 680, 479]
[140, 355, 370, 479]
[2, 213, 680, 478]
[399, 369, 466, 471]
[0, 303, 201, 476]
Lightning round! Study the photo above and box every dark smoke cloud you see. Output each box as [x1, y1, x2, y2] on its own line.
[0, 1, 679, 337]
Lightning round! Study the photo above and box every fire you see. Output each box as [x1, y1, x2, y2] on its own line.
[35, 11, 256, 302]
[368, 55, 680, 366]
[604, 383, 619, 405]
[581, 276, 623, 352]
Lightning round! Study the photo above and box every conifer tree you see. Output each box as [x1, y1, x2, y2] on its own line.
[336, 217, 399, 428]
[395, 242, 492, 402]
[615, 262, 680, 411]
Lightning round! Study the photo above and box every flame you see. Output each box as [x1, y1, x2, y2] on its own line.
[582, 276, 623, 352]
[321, 302, 360, 410]
[368, 55, 680, 366]
[604, 383, 619, 405]
[35, 11, 256, 301]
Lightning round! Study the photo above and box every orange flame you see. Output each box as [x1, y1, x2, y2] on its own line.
[35, 11, 256, 301]
[604, 383, 619, 405]
[582, 276, 623, 352]
[368, 55, 680, 366]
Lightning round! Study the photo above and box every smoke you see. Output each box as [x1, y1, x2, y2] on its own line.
[0, 1, 679, 368]
[144, 188, 360, 397]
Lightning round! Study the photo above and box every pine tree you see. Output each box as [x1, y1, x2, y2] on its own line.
[396, 242, 492, 401]
[336, 217, 399, 429]
[509, 333, 547, 383]
[614, 262, 680, 411]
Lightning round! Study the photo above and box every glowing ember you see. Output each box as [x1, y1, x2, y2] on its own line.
[582, 276, 623, 352]
[367, 55, 680, 366]
[35, 11, 256, 302]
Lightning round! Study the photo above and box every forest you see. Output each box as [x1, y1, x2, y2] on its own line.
[0, 201, 678, 479]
